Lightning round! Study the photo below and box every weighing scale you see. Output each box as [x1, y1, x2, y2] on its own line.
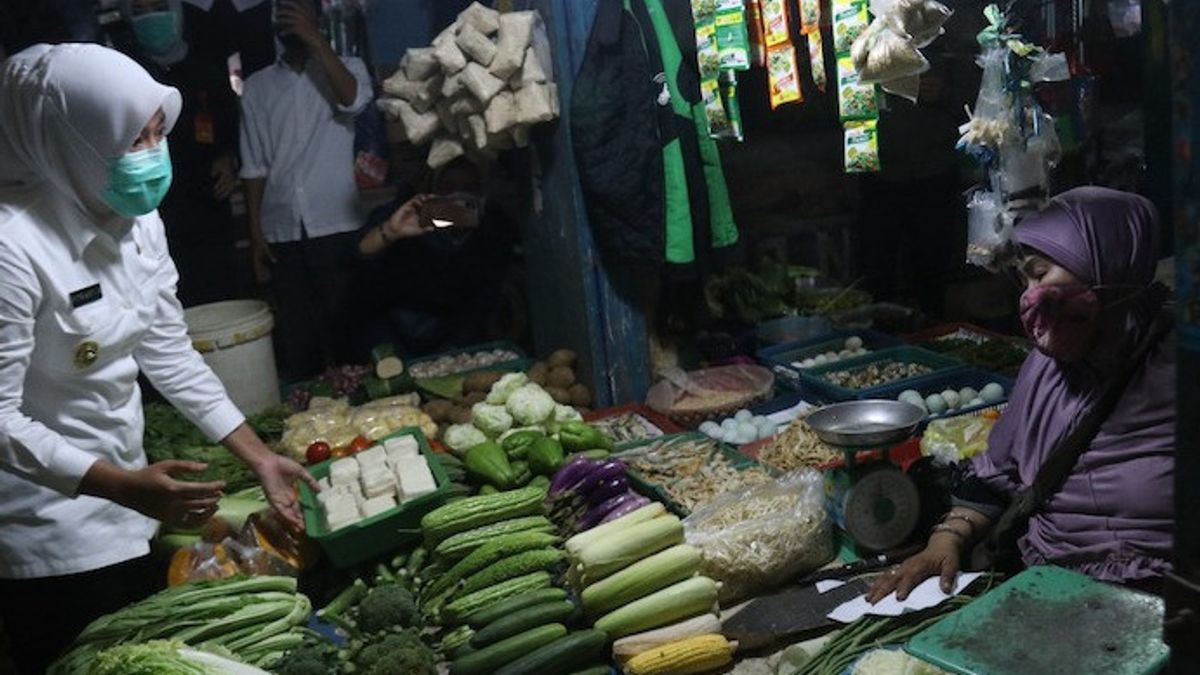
[807, 400, 925, 553]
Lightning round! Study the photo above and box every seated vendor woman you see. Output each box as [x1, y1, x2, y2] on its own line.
[869, 187, 1175, 603]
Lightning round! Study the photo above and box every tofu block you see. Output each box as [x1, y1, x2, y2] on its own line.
[329, 457, 360, 486]
[318, 490, 356, 512]
[456, 23, 497, 67]
[384, 435, 420, 455]
[317, 476, 332, 492]
[361, 465, 396, 499]
[361, 494, 397, 518]
[459, 1, 500, 35]
[324, 503, 361, 531]
[356, 445, 387, 469]
[397, 457, 438, 501]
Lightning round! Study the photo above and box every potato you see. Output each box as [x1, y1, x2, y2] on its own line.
[546, 349, 577, 368]
[422, 399, 456, 423]
[546, 365, 576, 389]
[462, 370, 504, 394]
[545, 386, 572, 405]
[463, 390, 487, 405]
[527, 361, 549, 386]
[448, 406, 473, 424]
[568, 383, 592, 407]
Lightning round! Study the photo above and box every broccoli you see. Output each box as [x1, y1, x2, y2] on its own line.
[272, 642, 339, 675]
[352, 630, 436, 675]
[356, 583, 419, 635]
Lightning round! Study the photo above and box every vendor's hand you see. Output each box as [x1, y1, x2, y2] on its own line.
[253, 452, 320, 532]
[275, 0, 325, 52]
[116, 460, 225, 529]
[210, 156, 240, 201]
[866, 536, 961, 603]
[382, 194, 433, 242]
[250, 236, 275, 284]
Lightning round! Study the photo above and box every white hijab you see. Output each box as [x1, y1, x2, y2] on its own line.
[0, 43, 182, 220]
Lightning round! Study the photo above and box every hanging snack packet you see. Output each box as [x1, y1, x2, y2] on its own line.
[768, 42, 803, 109]
[747, 0, 767, 67]
[703, 78, 732, 137]
[760, 0, 791, 47]
[808, 29, 828, 92]
[720, 70, 744, 141]
[716, 0, 752, 71]
[695, 10, 722, 80]
[844, 119, 881, 173]
[832, 0, 870, 55]
[799, 0, 821, 34]
[837, 54, 878, 120]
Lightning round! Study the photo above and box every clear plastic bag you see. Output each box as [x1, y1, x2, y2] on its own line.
[870, 0, 953, 48]
[966, 190, 1012, 268]
[683, 469, 834, 603]
[920, 414, 998, 465]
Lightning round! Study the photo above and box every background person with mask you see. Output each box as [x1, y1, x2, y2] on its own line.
[0, 44, 317, 673]
[121, 0, 243, 307]
[868, 187, 1175, 604]
[239, 0, 373, 381]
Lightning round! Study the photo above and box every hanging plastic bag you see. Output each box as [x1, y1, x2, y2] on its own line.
[965, 190, 1011, 268]
[684, 469, 834, 603]
[871, 0, 953, 48]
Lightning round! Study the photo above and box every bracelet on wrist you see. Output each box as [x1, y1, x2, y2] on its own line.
[940, 512, 979, 534]
[931, 523, 968, 542]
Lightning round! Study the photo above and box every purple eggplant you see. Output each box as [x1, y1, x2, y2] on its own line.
[548, 455, 600, 496]
[574, 460, 628, 498]
[587, 476, 630, 507]
[600, 494, 652, 523]
[578, 490, 638, 531]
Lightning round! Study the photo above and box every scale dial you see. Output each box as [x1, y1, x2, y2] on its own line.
[844, 466, 920, 552]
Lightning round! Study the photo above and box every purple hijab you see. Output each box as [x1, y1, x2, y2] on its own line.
[969, 187, 1175, 582]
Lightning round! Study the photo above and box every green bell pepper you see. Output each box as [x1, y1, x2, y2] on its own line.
[464, 441, 516, 488]
[557, 422, 615, 453]
[528, 436, 566, 476]
[501, 429, 545, 460]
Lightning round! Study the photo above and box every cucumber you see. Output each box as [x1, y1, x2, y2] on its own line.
[492, 629, 609, 675]
[449, 623, 568, 675]
[470, 600, 578, 648]
[567, 667, 612, 675]
[466, 587, 569, 629]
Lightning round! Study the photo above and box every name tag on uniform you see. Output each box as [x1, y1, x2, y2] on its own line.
[69, 284, 102, 309]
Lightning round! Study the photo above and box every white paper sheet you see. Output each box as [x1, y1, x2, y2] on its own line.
[816, 579, 847, 594]
[826, 572, 983, 623]
[766, 401, 814, 427]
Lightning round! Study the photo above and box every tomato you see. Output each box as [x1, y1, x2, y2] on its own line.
[346, 435, 372, 455]
[305, 441, 332, 465]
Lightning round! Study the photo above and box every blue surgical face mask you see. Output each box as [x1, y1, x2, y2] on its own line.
[101, 140, 173, 217]
[131, 11, 180, 56]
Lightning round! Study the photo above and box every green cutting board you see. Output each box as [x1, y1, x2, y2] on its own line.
[905, 566, 1169, 675]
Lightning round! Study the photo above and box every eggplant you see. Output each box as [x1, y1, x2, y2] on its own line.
[578, 490, 639, 531]
[574, 460, 628, 499]
[548, 455, 600, 496]
[586, 476, 630, 507]
[600, 494, 652, 523]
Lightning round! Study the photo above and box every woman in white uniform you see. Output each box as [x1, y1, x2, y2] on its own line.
[0, 44, 317, 673]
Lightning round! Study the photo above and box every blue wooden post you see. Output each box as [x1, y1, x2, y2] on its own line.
[520, 0, 652, 406]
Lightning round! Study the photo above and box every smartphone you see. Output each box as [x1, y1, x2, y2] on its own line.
[420, 193, 481, 230]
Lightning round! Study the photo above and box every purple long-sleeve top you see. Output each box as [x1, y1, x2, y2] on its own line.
[957, 187, 1175, 583]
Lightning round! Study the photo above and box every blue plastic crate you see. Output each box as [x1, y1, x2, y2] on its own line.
[869, 369, 1015, 420]
[795, 346, 966, 402]
[757, 330, 907, 395]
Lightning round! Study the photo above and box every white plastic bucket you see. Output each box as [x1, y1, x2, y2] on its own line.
[184, 300, 281, 414]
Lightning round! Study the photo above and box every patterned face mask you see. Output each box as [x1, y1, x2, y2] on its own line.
[1019, 282, 1101, 361]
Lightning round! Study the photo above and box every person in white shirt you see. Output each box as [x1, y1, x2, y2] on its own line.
[239, 0, 373, 381]
[0, 43, 317, 674]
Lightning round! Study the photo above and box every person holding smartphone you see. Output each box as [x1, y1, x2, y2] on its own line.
[353, 157, 517, 358]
